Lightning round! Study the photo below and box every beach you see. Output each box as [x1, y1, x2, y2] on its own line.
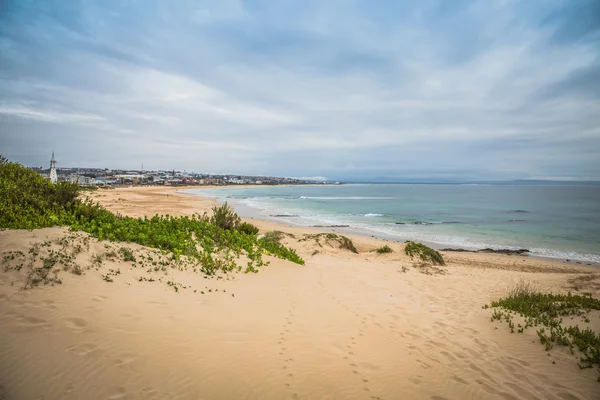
[1, 185, 599, 399]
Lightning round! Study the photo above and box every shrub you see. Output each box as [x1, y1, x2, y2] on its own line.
[0, 157, 82, 229]
[376, 245, 393, 254]
[237, 222, 259, 235]
[300, 233, 358, 254]
[209, 203, 241, 230]
[404, 241, 445, 266]
[262, 230, 286, 243]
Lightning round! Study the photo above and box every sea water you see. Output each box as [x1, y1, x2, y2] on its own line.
[185, 184, 600, 263]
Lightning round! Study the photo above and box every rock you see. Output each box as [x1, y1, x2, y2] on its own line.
[478, 248, 529, 255]
[441, 248, 530, 255]
[440, 248, 473, 253]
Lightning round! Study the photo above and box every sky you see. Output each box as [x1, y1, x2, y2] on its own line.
[1, 0, 599, 182]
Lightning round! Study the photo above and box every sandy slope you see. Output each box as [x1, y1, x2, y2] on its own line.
[0, 186, 599, 400]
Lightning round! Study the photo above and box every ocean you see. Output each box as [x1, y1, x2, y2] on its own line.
[185, 184, 600, 264]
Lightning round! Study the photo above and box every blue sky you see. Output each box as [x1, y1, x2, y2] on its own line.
[1, 0, 599, 181]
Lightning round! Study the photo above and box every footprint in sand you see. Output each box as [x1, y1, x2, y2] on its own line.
[64, 317, 88, 333]
[12, 315, 51, 333]
[41, 300, 57, 310]
[64, 383, 75, 394]
[119, 313, 141, 321]
[115, 351, 138, 367]
[451, 375, 468, 385]
[67, 342, 99, 356]
[107, 386, 129, 399]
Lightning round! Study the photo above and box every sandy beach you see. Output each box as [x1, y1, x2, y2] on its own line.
[1, 186, 599, 400]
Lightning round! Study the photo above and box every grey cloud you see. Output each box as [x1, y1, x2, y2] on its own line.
[0, 0, 599, 181]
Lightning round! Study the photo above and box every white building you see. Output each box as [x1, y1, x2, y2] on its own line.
[49, 152, 57, 183]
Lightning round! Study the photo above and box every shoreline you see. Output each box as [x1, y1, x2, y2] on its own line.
[2, 184, 599, 399]
[179, 186, 600, 267]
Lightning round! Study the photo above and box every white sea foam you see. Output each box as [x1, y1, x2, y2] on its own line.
[299, 196, 393, 200]
[189, 188, 600, 265]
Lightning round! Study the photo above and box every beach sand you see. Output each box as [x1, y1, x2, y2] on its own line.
[1, 186, 599, 399]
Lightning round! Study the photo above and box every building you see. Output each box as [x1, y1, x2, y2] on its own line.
[49, 151, 58, 183]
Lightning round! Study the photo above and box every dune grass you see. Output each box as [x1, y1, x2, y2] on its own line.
[262, 230, 287, 243]
[485, 279, 600, 378]
[404, 241, 445, 266]
[299, 233, 358, 254]
[376, 245, 393, 254]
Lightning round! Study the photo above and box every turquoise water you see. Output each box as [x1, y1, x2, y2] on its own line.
[186, 184, 600, 263]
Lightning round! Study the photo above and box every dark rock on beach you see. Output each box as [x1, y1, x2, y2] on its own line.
[441, 248, 530, 255]
[441, 248, 472, 252]
[312, 225, 350, 228]
[478, 248, 529, 255]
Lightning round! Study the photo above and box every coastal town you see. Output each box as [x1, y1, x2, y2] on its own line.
[32, 152, 330, 186]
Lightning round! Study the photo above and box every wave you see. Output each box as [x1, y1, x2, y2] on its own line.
[528, 248, 600, 264]
[364, 213, 384, 217]
[509, 209, 530, 213]
[357, 226, 600, 263]
[395, 221, 462, 226]
[299, 196, 393, 200]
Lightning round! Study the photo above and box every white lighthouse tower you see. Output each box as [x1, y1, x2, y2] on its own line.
[49, 151, 58, 183]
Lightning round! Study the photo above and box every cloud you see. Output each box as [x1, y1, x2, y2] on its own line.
[289, 176, 328, 182]
[0, 0, 599, 181]
[0, 105, 104, 123]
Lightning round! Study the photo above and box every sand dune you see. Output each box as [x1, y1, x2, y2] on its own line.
[0, 187, 599, 400]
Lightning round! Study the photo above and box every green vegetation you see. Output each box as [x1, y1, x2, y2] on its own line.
[261, 230, 295, 244]
[258, 238, 305, 265]
[0, 156, 304, 276]
[376, 245, 393, 254]
[237, 221, 259, 236]
[404, 241, 445, 266]
[299, 233, 358, 254]
[1, 233, 90, 288]
[484, 280, 600, 378]
[119, 247, 136, 262]
[0, 155, 86, 229]
[262, 230, 287, 243]
[208, 203, 240, 230]
[412, 261, 446, 275]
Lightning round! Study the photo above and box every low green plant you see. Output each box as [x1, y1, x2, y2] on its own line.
[91, 253, 103, 266]
[72, 265, 83, 275]
[404, 241, 445, 266]
[262, 230, 286, 243]
[300, 233, 358, 254]
[376, 245, 393, 254]
[237, 221, 259, 235]
[486, 280, 600, 376]
[119, 247, 136, 262]
[259, 238, 305, 265]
